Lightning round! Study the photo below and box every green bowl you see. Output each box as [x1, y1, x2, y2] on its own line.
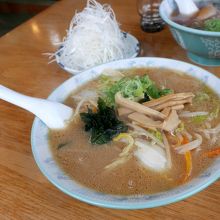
[159, 0, 220, 66]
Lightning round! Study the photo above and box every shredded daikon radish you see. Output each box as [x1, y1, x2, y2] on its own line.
[179, 111, 209, 118]
[52, 0, 127, 72]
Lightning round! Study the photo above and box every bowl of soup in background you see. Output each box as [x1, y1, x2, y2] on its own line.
[31, 57, 220, 209]
[159, 0, 220, 66]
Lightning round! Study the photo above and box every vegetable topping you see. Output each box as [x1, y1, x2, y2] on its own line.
[80, 98, 128, 144]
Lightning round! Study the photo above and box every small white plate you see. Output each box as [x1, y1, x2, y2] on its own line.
[55, 32, 140, 75]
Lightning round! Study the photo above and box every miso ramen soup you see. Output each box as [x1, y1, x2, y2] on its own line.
[49, 68, 220, 195]
[171, 1, 220, 32]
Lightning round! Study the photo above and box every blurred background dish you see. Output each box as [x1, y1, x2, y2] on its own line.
[160, 0, 220, 66]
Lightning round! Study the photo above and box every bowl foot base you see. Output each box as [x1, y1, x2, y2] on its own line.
[187, 52, 220, 67]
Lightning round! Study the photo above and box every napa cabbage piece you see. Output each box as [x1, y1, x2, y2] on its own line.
[134, 139, 167, 171]
[99, 74, 172, 106]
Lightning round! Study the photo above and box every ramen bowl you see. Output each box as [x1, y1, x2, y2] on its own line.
[31, 57, 220, 209]
[159, 0, 220, 66]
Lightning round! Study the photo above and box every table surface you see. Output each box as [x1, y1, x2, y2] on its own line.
[0, 0, 219, 219]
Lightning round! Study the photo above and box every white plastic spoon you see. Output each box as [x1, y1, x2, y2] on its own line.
[0, 85, 73, 129]
[174, 0, 199, 16]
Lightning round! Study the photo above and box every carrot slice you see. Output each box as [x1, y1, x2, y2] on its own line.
[182, 151, 192, 183]
[203, 147, 220, 158]
[181, 135, 189, 145]
[177, 135, 192, 183]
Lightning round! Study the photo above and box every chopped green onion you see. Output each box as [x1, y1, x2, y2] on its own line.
[204, 19, 220, 32]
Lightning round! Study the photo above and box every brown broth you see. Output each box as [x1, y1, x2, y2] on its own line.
[49, 68, 220, 195]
